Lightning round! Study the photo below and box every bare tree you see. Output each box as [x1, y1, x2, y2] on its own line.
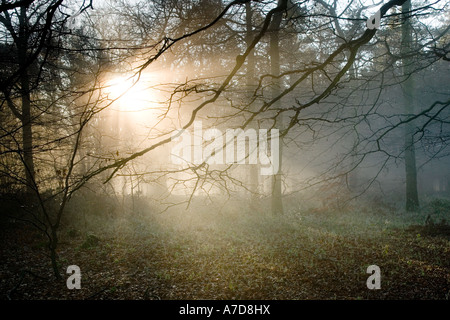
[401, 0, 420, 211]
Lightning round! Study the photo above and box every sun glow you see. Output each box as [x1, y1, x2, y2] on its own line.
[105, 74, 156, 113]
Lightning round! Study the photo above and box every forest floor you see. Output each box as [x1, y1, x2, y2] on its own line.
[1, 200, 449, 300]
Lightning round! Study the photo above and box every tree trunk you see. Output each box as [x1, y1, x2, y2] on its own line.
[18, 6, 35, 198]
[50, 228, 61, 279]
[401, 0, 419, 212]
[246, 2, 259, 206]
[20, 72, 35, 197]
[269, 0, 285, 215]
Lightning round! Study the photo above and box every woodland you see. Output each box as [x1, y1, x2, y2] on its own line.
[0, 0, 449, 300]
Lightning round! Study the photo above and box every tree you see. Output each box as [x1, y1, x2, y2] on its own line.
[245, 1, 259, 204]
[0, 1, 60, 196]
[269, 0, 286, 215]
[401, 0, 420, 211]
[0, 0, 101, 278]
